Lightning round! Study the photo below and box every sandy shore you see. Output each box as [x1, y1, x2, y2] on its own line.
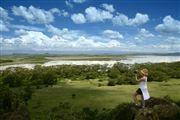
[0, 55, 179, 70]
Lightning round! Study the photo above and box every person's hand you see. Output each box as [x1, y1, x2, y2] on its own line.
[134, 70, 138, 74]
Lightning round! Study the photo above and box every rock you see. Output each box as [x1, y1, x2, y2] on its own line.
[109, 103, 138, 120]
[109, 97, 180, 120]
[134, 108, 159, 120]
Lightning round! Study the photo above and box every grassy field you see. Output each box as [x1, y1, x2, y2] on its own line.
[28, 79, 180, 120]
[0, 55, 49, 65]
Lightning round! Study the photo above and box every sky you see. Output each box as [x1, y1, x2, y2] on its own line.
[0, 0, 180, 54]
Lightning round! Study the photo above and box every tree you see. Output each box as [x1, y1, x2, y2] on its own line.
[42, 68, 57, 86]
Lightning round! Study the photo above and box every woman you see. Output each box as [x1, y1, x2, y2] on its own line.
[132, 68, 150, 108]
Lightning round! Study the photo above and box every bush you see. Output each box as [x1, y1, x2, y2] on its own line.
[0, 85, 22, 113]
[107, 68, 119, 79]
[0, 68, 32, 87]
[0, 62, 179, 88]
[107, 79, 116, 86]
[0, 59, 13, 63]
[20, 85, 33, 104]
[47, 102, 79, 120]
[148, 71, 170, 82]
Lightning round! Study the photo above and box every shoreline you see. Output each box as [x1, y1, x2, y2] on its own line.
[0, 55, 180, 71]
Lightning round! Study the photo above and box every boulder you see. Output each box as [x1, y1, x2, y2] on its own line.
[109, 97, 180, 120]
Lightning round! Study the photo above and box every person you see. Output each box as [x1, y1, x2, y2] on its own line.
[132, 68, 150, 108]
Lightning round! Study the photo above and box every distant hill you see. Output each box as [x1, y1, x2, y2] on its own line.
[1, 50, 180, 56]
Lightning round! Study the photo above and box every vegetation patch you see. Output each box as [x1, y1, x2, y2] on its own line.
[0, 62, 180, 119]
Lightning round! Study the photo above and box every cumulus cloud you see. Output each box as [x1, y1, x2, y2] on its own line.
[1, 30, 51, 50]
[71, 13, 86, 24]
[71, 7, 149, 25]
[1, 25, 125, 51]
[12, 6, 68, 24]
[85, 6, 113, 22]
[135, 28, 154, 41]
[0, 7, 12, 31]
[102, 30, 123, 39]
[71, 6, 113, 24]
[0, 7, 12, 21]
[0, 20, 9, 31]
[46, 25, 123, 49]
[2, 25, 178, 52]
[112, 13, 149, 26]
[46, 25, 83, 40]
[50, 8, 69, 17]
[155, 15, 180, 34]
[101, 3, 115, 13]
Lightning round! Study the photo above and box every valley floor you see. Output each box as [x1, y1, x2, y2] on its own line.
[28, 79, 180, 120]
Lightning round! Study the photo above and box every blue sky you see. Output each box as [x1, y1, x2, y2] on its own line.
[0, 0, 180, 54]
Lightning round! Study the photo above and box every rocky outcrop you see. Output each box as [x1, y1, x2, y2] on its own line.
[109, 97, 180, 120]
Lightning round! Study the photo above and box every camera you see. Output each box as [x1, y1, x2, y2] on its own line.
[134, 70, 138, 74]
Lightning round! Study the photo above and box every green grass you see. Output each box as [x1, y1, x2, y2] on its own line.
[0, 55, 49, 65]
[28, 79, 180, 120]
[0, 59, 14, 63]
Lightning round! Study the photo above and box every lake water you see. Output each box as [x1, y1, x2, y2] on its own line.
[0, 55, 180, 70]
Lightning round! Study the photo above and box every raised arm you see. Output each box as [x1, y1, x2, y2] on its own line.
[135, 74, 146, 82]
[135, 74, 139, 81]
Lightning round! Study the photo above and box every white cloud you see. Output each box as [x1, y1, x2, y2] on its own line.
[135, 28, 154, 41]
[0, 20, 9, 31]
[73, 0, 86, 3]
[65, 0, 73, 8]
[148, 36, 180, 52]
[50, 8, 69, 17]
[12, 6, 68, 24]
[71, 13, 86, 24]
[0, 7, 12, 31]
[102, 30, 123, 39]
[1, 26, 125, 51]
[112, 13, 149, 26]
[0, 7, 12, 21]
[46, 25, 83, 40]
[85, 6, 113, 22]
[155, 16, 180, 34]
[112, 14, 128, 26]
[152, 43, 180, 51]
[1, 30, 51, 50]
[12, 24, 44, 31]
[163, 36, 180, 50]
[101, 3, 115, 13]
[65, 0, 86, 8]
[2, 25, 179, 52]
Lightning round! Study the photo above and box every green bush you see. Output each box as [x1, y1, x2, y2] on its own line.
[107, 79, 116, 86]
[0, 62, 179, 88]
[148, 70, 170, 82]
[0, 59, 13, 63]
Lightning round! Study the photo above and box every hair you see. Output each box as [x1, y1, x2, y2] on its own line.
[138, 68, 148, 77]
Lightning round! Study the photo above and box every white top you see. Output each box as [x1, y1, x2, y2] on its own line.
[139, 76, 148, 89]
[139, 76, 150, 100]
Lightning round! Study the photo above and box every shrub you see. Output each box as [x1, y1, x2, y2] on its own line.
[107, 79, 116, 86]
[148, 70, 170, 82]
[107, 68, 119, 79]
